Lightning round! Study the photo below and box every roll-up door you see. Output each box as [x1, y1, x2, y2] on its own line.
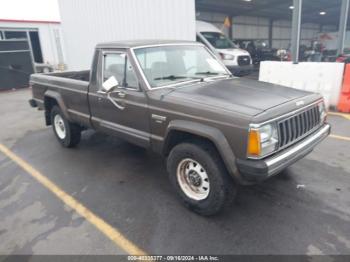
[0, 40, 34, 90]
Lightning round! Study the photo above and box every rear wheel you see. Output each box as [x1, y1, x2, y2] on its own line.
[51, 106, 81, 147]
[167, 141, 237, 216]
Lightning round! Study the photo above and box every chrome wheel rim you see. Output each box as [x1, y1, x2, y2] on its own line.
[176, 158, 210, 201]
[54, 114, 66, 139]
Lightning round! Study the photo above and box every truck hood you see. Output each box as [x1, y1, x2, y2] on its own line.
[162, 77, 313, 116]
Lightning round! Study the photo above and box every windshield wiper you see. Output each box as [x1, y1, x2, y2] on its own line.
[154, 75, 204, 81]
[154, 75, 187, 80]
[195, 71, 232, 78]
[195, 71, 220, 75]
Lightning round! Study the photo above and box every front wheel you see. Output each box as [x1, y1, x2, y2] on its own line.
[167, 142, 237, 216]
[51, 106, 81, 148]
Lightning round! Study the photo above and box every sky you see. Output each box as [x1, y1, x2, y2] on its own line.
[0, 0, 60, 21]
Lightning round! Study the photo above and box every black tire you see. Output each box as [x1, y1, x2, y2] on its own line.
[167, 141, 237, 216]
[51, 105, 81, 148]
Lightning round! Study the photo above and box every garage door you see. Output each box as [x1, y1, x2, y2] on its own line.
[0, 40, 34, 90]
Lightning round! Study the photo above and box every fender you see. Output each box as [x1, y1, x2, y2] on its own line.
[44, 90, 71, 122]
[164, 120, 243, 183]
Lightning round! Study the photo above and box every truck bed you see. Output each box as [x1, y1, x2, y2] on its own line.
[30, 70, 91, 127]
[48, 70, 90, 82]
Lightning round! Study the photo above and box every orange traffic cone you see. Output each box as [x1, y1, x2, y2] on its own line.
[338, 64, 350, 112]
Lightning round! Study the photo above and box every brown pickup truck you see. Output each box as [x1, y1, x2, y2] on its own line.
[29, 40, 330, 216]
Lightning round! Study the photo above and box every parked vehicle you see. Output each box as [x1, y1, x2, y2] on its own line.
[299, 41, 324, 62]
[196, 21, 253, 76]
[29, 40, 330, 216]
[336, 49, 350, 63]
[235, 39, 278, 64]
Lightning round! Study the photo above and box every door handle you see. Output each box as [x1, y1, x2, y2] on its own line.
[117, 91, 126, 98]
[107, 92, 125, 110]
[96, 89, 125, 110]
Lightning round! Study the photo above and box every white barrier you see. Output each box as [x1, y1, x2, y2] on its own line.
[259, 61, 345, 108]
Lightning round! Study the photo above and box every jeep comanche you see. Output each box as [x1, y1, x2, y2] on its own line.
[29, 40, 330, 216]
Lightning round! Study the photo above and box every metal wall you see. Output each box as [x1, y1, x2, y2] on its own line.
[0, 21, 65, 68]
[198, 11, 337, 49]
[58, 0, 196, 70]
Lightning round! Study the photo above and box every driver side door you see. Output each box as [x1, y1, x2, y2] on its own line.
[91, 50, 150, 148]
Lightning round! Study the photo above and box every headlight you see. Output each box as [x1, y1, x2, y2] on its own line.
[247, 123, 279, 158]
[318, 101, 327, 123]
[219, 52, 234, 60]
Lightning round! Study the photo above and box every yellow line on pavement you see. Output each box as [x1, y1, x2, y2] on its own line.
[330, 134, 350, 142]
[328, 112, 350, 120]
[0, 143, 147, 256]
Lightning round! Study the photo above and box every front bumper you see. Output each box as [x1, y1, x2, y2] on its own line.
[236, 124, 331, 182]
[226, 64, 254, 76]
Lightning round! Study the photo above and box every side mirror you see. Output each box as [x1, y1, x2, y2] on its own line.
[102, 76, 119, 92]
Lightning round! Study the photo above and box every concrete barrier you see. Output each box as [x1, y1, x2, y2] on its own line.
[259, 61, 345, 108]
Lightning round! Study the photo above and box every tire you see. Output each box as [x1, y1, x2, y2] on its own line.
[167, 141, 237, 216]
[51, 105, 81, 148]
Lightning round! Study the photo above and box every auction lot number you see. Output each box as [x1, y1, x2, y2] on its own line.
[128, 255, 219, 261]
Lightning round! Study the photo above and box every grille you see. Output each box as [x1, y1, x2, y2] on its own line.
[278, 106, 320, 148]
[237, 56, 251, 66]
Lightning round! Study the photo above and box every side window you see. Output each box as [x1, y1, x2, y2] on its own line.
[103, 53, 125, 84]
[103, 53, 138, 89]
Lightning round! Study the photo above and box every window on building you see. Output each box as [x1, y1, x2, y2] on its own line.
[29, 31, 43, 63]
[2, 30, 44, 63]
[4, 31, 27, 40]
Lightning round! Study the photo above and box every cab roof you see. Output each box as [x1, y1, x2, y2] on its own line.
[96, 40, 202, 49]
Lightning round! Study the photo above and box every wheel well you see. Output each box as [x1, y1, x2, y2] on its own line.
[164, 129, 239, 184]
[44, 96, 58, 126]
[163, 130, 218, 157]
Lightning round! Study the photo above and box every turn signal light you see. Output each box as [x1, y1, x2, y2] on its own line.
[247, 129, 261, 156]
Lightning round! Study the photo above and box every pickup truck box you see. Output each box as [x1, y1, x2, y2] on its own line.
[29, 40, 330, 216]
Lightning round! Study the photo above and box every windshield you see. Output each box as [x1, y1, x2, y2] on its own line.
[134, 45, 229, 88]
[201, 32, 237, 49]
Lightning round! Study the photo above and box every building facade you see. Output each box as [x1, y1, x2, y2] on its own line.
[0, 19, 65, 89]
[58, 0, 196, 70]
